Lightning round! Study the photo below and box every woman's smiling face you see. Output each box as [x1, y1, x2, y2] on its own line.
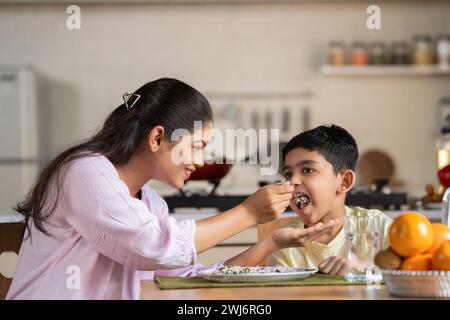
[283, 148, 342, 226]
[156, 121, 213, 189]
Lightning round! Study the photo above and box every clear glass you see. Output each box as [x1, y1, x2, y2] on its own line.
[344, 214, 381, 282]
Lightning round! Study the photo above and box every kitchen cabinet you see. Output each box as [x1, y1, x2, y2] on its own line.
[0, 220, 24, 300]
[197, 226, 257, 266]
[197, 246, 251, 266]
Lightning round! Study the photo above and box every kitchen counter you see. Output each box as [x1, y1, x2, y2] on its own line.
[140, 281, 401, 300]
[0, 214, 24, 224]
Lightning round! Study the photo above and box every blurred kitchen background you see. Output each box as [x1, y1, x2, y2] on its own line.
[1, 0, 450, 275]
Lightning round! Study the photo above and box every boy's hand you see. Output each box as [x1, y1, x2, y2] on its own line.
[268, 219, 338, 251]
[241, 182, 294, 224]
[318, 256, 347, 276]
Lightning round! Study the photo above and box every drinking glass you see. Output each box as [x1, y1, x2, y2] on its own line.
[344, 214, 381, 283]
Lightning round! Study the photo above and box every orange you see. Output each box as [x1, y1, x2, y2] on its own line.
[388, 212, 434, 257]
[432, 240, 450, 271]
[400, 253, 433, 271]
[425, 223, 450, 254]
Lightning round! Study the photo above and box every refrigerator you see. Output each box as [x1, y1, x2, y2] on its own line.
[0, 65, 39, 216]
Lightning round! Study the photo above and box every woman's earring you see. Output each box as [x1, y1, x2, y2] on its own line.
[122, 92, 141, 111]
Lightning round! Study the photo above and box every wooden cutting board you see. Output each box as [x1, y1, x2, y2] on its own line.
[358, 150, 395, 186]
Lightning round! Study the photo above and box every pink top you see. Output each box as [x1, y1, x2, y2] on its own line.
[6, 154, 223, 300]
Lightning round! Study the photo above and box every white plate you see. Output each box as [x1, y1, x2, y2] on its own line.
[197, 267, 317, 283]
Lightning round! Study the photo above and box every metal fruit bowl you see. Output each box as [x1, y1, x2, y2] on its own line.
[382, 269, 450, 299]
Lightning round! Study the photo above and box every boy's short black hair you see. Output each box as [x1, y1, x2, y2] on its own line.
[282, 124, 359, 174]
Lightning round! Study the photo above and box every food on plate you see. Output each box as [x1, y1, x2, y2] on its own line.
[214, 266, 292, 275]
[199, 265, 317, 283]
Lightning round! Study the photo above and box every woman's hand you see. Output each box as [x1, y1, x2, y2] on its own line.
[240, 182, 294, 224]
[318, 256, 347, 276]
[194, 182, 294, 253]
[268, 219, 338, 251]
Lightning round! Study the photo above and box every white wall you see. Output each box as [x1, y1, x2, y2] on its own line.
[1, 1, 449, 200]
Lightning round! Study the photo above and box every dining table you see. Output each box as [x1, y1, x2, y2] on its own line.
[140, 280, 403, 300]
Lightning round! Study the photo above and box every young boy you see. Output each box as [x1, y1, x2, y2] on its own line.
[224, 124, 392, 276]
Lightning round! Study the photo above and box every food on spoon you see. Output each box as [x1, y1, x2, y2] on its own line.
[293, 193, 310, 209]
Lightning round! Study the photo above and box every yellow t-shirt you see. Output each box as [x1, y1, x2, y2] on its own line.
[267, 206, 392, 269]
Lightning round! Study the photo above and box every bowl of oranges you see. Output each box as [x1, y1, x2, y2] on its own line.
[375, 212, 450, 298]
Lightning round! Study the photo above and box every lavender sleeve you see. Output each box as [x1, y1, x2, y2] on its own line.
[61, 158, 197, 271]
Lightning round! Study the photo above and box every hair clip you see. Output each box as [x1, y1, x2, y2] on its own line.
[122, 92, 141, 111]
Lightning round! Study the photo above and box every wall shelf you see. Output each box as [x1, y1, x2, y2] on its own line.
[321, 65, 450, 76]
[0, 0, 430, 4]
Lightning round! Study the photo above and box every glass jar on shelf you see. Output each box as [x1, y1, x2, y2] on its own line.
[328, 41, 346, 66]
[436, 34, 450, 67]
[391, 41, 410, 65]
[369, 41, 388, 65]
[350, 41, 368, 66]
[412, 35, 434, 65]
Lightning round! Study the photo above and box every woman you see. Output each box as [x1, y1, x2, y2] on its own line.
[7, 78, 326, 300]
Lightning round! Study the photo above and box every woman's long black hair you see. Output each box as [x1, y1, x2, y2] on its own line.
[16, 78, 213, 239]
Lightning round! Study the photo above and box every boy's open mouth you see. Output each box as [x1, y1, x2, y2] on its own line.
[293, 192, 311, 210]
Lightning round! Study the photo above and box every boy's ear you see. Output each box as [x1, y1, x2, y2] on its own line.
[337, 170, 356, 195]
